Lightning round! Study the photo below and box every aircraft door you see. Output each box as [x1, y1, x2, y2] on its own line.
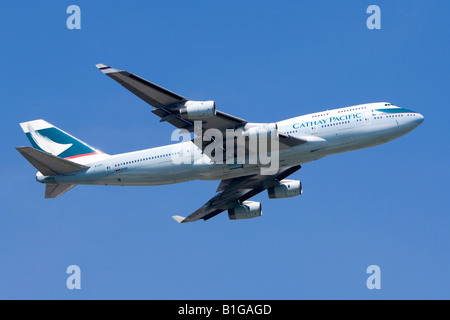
[364, 111, 372, 126]
[106, 164, 113, 175]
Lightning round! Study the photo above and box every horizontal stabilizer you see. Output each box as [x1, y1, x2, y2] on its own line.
[16, 146, 89, 176]
[45, 183, 76, 198]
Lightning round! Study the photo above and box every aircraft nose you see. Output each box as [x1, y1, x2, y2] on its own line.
[416, 113, 424, 124]
[401, 110, 424, 132]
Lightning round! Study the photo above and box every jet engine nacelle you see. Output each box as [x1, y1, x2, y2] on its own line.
[179, 100, 216, 119]
[268, 179, 302, 199]
[228, 201, 262, 220]
[242, 123, 278, 140]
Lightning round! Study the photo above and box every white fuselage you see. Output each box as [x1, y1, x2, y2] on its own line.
[37, 103, 424, 186]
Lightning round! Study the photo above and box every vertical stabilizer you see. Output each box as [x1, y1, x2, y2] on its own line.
[19, 119, 107, 160]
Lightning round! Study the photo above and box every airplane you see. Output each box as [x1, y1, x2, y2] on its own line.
[16, 64, 424, 223]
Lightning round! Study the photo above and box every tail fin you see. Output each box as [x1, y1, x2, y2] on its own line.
[19, 119, 106, 161]
[16, 146, 89, 176]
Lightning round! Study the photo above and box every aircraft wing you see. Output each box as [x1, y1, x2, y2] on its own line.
[172, 165, 301, 223]
[96, 64, 306, 150]
[96, 64, 246, 132]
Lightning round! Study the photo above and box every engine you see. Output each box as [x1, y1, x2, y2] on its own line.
[228, 201, 262, 220]
[242, 123, 278, 140]
[179, 100, 216, 119]
[267, 179, 302, 199]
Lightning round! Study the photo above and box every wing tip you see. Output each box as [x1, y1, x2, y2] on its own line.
[172, 215, 187, 223]
[95, 63, 120, 74]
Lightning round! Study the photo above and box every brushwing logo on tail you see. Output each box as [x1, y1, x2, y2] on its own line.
[27, 124, 72, 156]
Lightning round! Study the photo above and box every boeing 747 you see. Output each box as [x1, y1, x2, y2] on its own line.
[16, 64, 424, 223]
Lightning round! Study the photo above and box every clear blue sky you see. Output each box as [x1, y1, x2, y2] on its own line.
[0, 1, 449, 299]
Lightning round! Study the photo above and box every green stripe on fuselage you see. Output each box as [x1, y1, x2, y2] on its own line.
[376, 108, 417, 114]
